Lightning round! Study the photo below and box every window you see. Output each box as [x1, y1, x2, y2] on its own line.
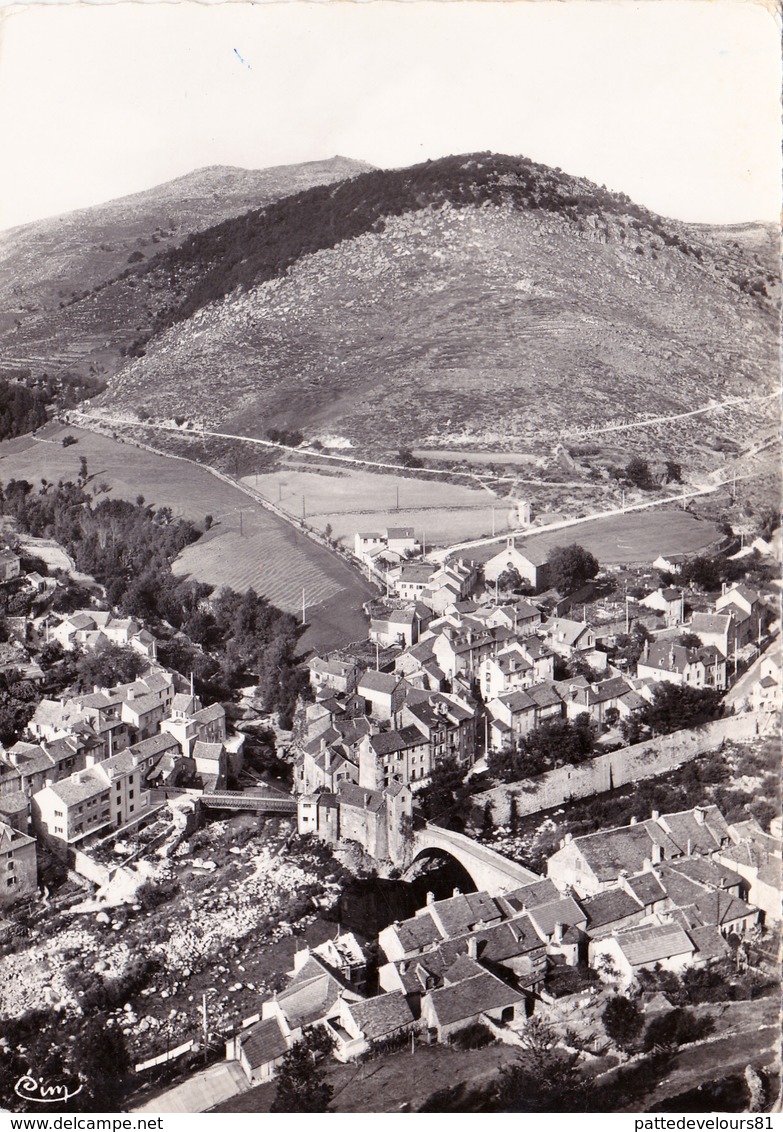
[7, 861, 15, 872]
[7, 876, 17, 888]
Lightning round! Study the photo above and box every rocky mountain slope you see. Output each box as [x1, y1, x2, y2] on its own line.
[0, 156, 371, 374]
[2, 153, 777, 457]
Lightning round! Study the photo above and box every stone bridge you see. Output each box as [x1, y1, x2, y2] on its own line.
[409, 823, 540, 896]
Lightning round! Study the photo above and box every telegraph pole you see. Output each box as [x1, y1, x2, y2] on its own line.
[202, 993, 208, 1065]
[302, 588, 306, 626]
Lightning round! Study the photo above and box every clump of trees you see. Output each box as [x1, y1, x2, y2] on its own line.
[75, 640, 147, 689]
[488, 714, 595, 783]
[419, 754, 473, 831]
[602, 995, 643, 1051]
[547, 543, 600, 595]
[266, 427, 303, 448]
[2, 478, 307, 722]
[271, 1038, 333, 1113]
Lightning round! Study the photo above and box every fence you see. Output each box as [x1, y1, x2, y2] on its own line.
[135, 1040, 195, 1074]
[473, 711, 770, 824]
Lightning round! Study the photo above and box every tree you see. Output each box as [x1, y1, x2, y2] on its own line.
[602, 995, 643, 1051]
[78, 455, 88, 484]
[680, 555, 723, 593]
[625, 456, 652, 488]
[641, 682, 723, 735]
[547, 544, 599, 595]
[419, 754, 471, 830]
[270, 1041, 333, 1113]
[677, 632, 702, 648]
[62, 434, 78, 448]
[495, 565, 525, 593]
[76, 641, 146, 688]
[493, 1018, 593, 1112]
[665, 460, 683, 484]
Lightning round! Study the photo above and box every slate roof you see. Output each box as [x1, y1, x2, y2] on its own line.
[192, 703, 225, 724]
[688, 925, 731, 962]
[370, 731, 407, 757]
[614, 923, 695, 968]
[192, 741, 223, 763]
[425, 971, 524, 1027]
[623, 871, 667, 907]
[582, 888, 644, 929]
[46, 772, 110, 806]
[337, 782, 386, 814]
[347, 993, 414, 1040]
[527, 895, 586, 938]
[566, 820, 681, 882]
[690, 613, 732, 636]
[277, 958, 353, 1027]
[658, 806, 731, 855]
[427, 892, 502, 938]
[499, 879, 560, 914]
[358, 671, 400, 695]
[387, 911, 442, 956]
[240, 1015, 289, 1070]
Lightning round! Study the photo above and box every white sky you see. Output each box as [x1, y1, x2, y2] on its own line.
[0, 0, 780, 230]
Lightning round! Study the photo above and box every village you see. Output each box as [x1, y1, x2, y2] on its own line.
[0, 491, 779, 1113]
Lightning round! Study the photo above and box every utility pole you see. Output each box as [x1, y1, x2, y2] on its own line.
[302, 588, 306, 626]
[302, 496, 306, 522]
[375, 641, 380, 671]
[491, 507, 495, 537]
[202, 993, 208, 1066]
[396, 486, 399, 511]
[239, 508, 243, 537]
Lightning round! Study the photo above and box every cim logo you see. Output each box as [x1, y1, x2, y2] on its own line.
[14, 1075, 83, 1105]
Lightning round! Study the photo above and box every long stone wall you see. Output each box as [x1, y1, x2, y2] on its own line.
[474, 712, 771, 825]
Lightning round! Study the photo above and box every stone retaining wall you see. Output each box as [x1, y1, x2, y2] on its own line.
[473, 712, 770, 824]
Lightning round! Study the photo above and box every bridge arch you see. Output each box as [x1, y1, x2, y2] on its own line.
[409, 824, 540, 897]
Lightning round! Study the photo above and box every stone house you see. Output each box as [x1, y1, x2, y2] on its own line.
[0, 819, 37, 904]
[325, 992, 416, 1062]
[420, 958, 527, 1041]
[483, 538, 549, 590]
[588, 923, 696, 988]
[636, 641, 726, 691]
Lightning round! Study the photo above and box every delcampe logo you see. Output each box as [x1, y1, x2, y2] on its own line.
[13, 1075, 83, 1105]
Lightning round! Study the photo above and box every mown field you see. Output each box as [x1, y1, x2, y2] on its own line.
[0, 424, 375, 653]
[245, 466, 509, 546]
[465, 508, 723, 567]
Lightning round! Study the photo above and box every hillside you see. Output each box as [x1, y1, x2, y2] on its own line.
[0, 156, 372, 375]
[2, 152, 777, 461]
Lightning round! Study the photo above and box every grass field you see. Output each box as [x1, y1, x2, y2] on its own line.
[0, 424, 375, 653]
[245, 466, 511, 546]
[464, 509, 723, 567]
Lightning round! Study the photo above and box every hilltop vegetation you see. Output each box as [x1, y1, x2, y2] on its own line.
[2, 152, 777, 462]
[111, 152, 776, 355]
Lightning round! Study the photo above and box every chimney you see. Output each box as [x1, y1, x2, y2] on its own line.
[629, 815, 637, 826]
[553, 922, 565, 944]
[400, 961, 408, 974]
[651, 809, 660, 822]
[8, 751, 18, 767]
[426, 891, 435, 905]
[564, 832, 573, 843]
[651, 843, 662, 865]
[85, 754, 96, 769]
[452, 887, 461, 898]
[127, 687, 135, 701]
[686, 838, 693, 857]
[467, 937, 478, 960]
[694, 806, 706, 825]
